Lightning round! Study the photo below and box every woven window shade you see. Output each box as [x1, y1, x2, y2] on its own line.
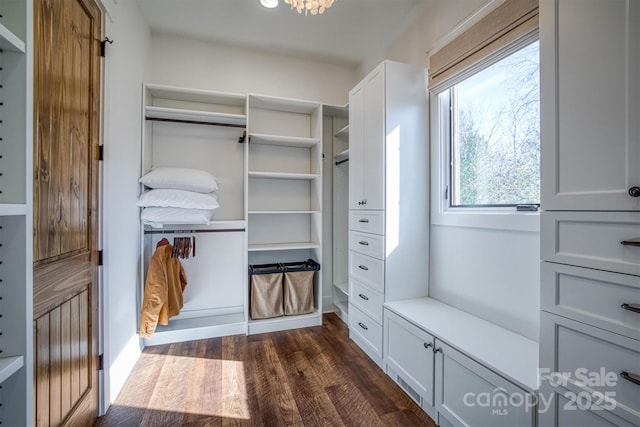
[428, 0, 539, 93]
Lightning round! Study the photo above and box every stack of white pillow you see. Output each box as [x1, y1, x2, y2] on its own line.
[137, 167, 220, 227]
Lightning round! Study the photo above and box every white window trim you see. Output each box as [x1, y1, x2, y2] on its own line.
[430, 92, 540, 233]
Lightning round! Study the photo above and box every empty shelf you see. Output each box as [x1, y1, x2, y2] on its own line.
[335, 125, 349, 139]
[0, 356, 24, 384]
[250, 133, 319, 148]
[145, 106, 246, 126]
[248, 242, 321, 252]
[248, 210, 320, 215]
[333, 282, 348, 296]
[248, 171, 320, 180]
[334, 149, 349, 163]
[0, 23, 25, 53]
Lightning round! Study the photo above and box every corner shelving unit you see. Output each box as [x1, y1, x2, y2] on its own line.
[140, 84, 248, 345]
[0, 1, 34, 425]
[246, 94, 323, 334]
[323, 104, 349, 324]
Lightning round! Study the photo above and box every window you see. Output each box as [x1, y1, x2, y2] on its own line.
[446, 40, 540, 208]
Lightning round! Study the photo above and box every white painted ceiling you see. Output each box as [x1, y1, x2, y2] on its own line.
[135, 0, 428, 67]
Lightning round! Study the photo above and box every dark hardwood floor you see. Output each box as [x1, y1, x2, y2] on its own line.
[95, 313, 437, 426]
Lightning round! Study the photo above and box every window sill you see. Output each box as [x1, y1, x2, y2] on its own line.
[431, 208, 540, 233]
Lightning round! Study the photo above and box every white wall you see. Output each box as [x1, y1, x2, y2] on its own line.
[149, 33, 356, 105]
[386, 0, 541, 341]
[101, 0, 151, 411]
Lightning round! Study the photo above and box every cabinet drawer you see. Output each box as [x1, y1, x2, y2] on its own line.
[435, 341, 534, 427]
[349, 230, 384, 259]
[349, 251, 384, 293]
[541, 211, 640, 276]
[384, 310, 435, 407]
[349, 210, 384, 235]
[350, 278, 383, 323]
[540, 312, 640, 423]
[349, 305, 382, 358]
[541, 262, 640, 340]
[538, 384, 639, 427]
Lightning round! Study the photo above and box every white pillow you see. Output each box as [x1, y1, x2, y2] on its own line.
[137, 189, 219, 210]
[141, 207, 215, 226]
[139, 167, 218, 193]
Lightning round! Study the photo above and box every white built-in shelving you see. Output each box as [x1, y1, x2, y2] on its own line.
[0, 1, 33, 425]
[324, 104, 349, 324]
[140, 84, 249, 345]
[246, 93, 323, 334]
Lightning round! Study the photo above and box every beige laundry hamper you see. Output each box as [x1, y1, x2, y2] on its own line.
[249, 264, 284, 319]
[282, 259, 320, 316]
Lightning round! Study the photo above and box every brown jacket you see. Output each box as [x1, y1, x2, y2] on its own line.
[139, 243, 187, 338]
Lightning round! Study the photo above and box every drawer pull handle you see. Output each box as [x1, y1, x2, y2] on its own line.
[621, 238, 640, 247]
[433, 347, 442, 354]
[358, 322, 369, 331]
[629, 186, 640, 197]
[621, 303, 640, 314]
[423, 342, 432, 349]
[358, 265, 369, 271]
[358, 293, 369, 301]
[358, 241, 369, 246]
[621, 371, 640, 386]
[358, 219, 369, 223]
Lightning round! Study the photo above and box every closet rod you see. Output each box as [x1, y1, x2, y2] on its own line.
[144, 228, 245, 235]
[335, 158, 349, 166]
[145, 116, 246, 129]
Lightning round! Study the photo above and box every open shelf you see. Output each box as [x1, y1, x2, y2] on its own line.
[0, 23, 25, 53]
[143, 220, 246, 232]
[249, 133, 319, 148]
[0, 356, 24, 384]
[248, 310, 322, 335]
[249, 94, 320, 114]
[248, 242, 320, 252]
[248, 210, 319, 215]
[145, 106, 246, 126]
[333, 282, 348, 296]
[0, 204, 27, 216]
[142, 312, 246, 346]
[335, 124, 349, 139]
[334, 149, 349, 164]
[333, 300, 349, 319]
[248, 171, 320, 180]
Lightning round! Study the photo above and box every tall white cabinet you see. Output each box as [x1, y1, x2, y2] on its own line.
[0, 1, 33, 425]
[347, 60, 430, 366]
[539, 1, 640, 426]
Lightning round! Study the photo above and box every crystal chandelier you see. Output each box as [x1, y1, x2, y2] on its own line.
[284, 0, 335, 15]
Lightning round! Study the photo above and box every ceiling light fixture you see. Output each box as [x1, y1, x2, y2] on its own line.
[284, 0, 335, 15]
[260, 0, 279, 8]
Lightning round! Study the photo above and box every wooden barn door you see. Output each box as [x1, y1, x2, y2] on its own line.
[33, 0, 102, 425]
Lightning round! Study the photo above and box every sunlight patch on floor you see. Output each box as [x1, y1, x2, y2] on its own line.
[121, 354, 251, 420]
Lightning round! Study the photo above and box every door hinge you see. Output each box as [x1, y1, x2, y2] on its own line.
[100, 37, 113, 58]
[98, 145, 104, 161]
[97, 250, 104, 266]
[98, 354, 104, 371]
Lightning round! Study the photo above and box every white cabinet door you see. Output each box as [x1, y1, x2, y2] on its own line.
[384, 310, 435, 407]
[540, 0, 640, 211]
[349, 81, 365, 210]
[363, 63, 385, 210]
[434, 341, 535, 427]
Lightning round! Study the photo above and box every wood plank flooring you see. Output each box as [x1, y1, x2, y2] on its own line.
[95, 314, 437, 426]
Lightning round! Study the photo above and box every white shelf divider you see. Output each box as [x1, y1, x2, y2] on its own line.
[333, 282, 348, 296]
[0, 23, 25, 53]
[334, 149, 349, 164]
[0, 356, 24, 384]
